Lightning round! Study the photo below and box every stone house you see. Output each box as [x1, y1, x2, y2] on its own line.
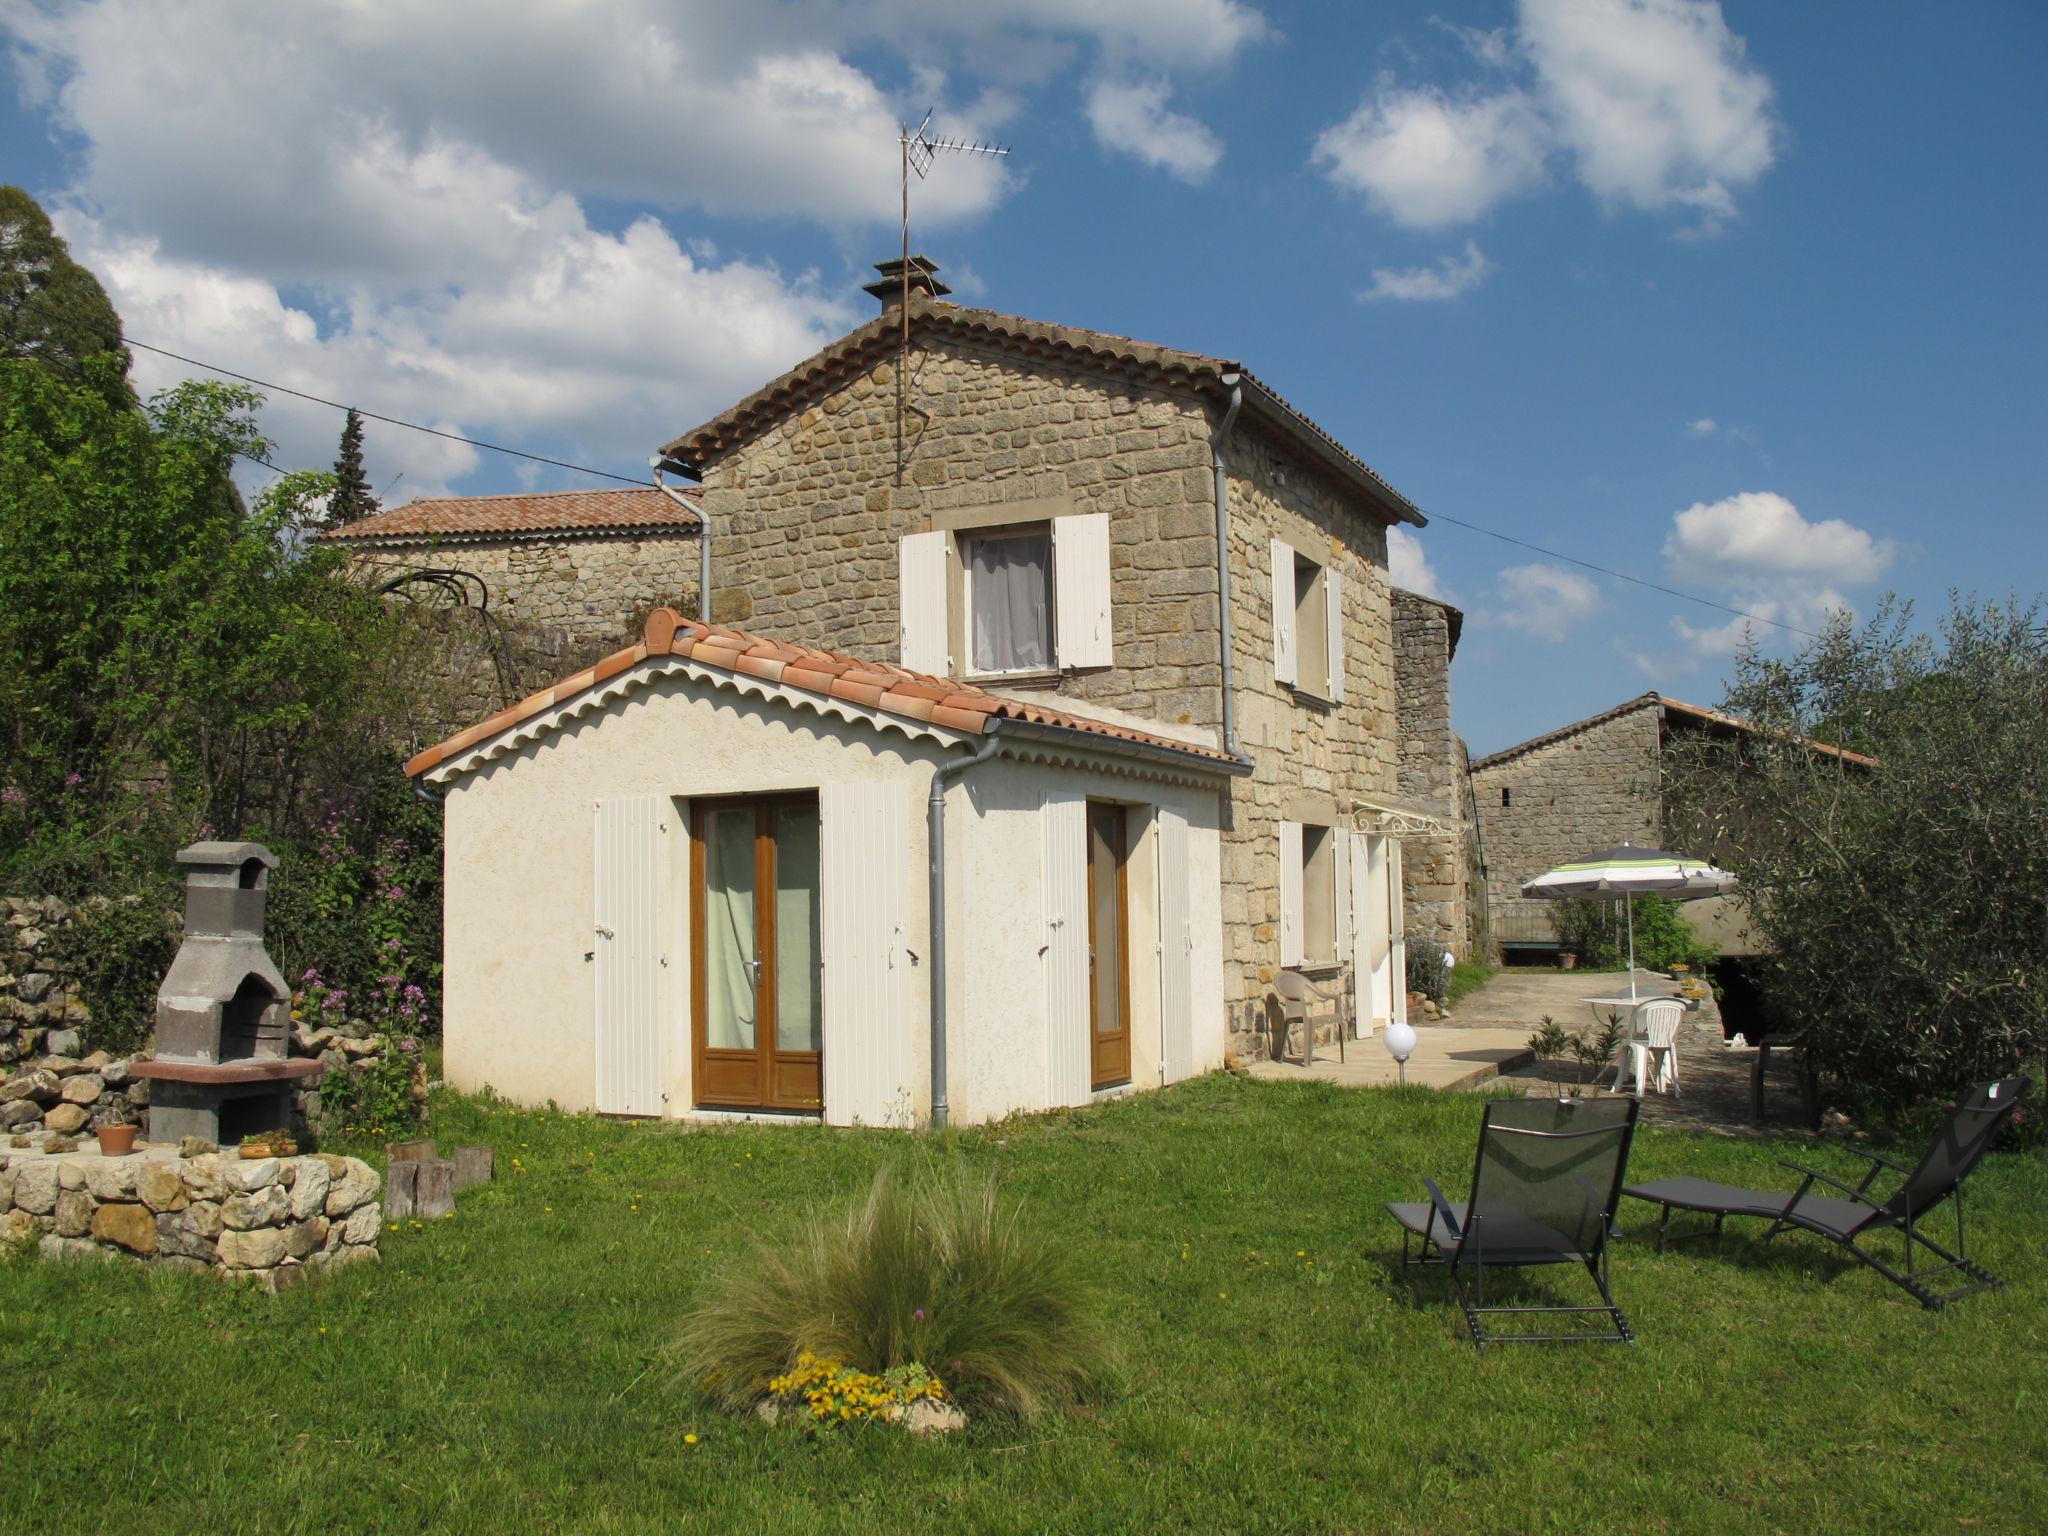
[405, 259, 1464, 1124]
[1472, 692, 1875, 958]
[1390, 590, 1482, 960]
[319, 485, 702, 671]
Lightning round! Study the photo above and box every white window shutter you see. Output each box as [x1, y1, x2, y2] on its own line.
[593, 795, 672, 1117]
[820, 782, 913, 1127]
[1278, 820, 1304, 968]
[1041, 790, 1092, 1108]
[899, 530, 949, 675]
[1325, 567, 1345, 703]
[1357, 832, 1392, 1030]
[1156, 808, 1194, 1085]
[1388, 839, 1408, 1027]
[1052, 512, 1113, 669]
[1271, 537, 1296, 687]
[1334, 829, 1352, 963]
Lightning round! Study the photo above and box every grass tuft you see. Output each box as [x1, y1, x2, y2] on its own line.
[672, 1164, 1115, 1420]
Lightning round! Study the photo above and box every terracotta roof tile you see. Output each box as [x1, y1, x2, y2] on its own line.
[1470, 691, 1878, 772]
[406, 608, 1248, 779]
[317, 487, 699, 544]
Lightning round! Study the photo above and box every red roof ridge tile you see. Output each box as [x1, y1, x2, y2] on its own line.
[408, 608, 1247, 779]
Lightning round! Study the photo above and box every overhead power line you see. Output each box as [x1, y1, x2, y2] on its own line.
[126, 339, 653, 487]
[1421, 509, 1821, 640]
[125, 336, 1812, 639]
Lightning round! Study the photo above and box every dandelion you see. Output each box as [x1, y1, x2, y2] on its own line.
[1218, 1290, 1228, 1300]
[683, 1433, 699, 1445]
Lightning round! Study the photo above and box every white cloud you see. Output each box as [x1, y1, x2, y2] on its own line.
[1361, 240, 1493, 302]
[1313, 0, 1777, 235]
[1387, 526, 1451, 600]
[1312, 83, 1548, 229]
[1085, 77, 1223, 182]
[1435, 21, 1516, 71]
[1687, 417, 1718, 436]
[1664, 491, 1894, 584]
[1, 0, 1270, 498]
[1519, 0, 1777, 233]
[1496, 563, 1600, 641]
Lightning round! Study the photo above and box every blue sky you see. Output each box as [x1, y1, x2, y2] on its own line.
[5, 1, 2043, 754]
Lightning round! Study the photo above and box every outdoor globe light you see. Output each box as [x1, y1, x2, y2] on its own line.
[1383, 1019, 1418, 1085]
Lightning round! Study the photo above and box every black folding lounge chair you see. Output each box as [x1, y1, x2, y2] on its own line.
[1625, 1077, 2030, 1310]
[1388, 1096, 1640, 1351]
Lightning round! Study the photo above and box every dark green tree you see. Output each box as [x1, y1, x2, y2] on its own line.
[1665, 598, 2048, 1122]
[327, 406, 378, 527]
[0, 186, 129, 395]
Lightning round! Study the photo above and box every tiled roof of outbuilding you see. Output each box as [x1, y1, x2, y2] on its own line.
[316, 487, 698, 544]
[1469, 692, 1877, 772]
[659, 300, 1425, 528]
[405, 608, 1251, 782]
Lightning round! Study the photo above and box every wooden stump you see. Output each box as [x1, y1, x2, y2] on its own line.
[452, 1145, 494, 1191]
[415, 1158, 457, 1219]
[386, 1138, 436, 1163]
[386, 1159, 420, 1220]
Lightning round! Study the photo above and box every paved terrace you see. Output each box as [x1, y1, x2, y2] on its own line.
[1247, 966, 1818, 1138]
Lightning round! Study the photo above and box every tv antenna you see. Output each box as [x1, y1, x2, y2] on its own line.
[892, 111, 1009, 477]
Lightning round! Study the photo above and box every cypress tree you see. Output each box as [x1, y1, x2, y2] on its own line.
[327, 406, 377, 527]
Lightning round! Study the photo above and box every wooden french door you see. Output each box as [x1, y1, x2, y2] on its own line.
[1086, 802, 1133, 1090]
[690, 795, 823, 1112]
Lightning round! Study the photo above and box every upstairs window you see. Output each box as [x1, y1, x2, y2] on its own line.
[1270, 537, 1345, 702]
[899, 512, 1112, 678]
[963, 525, 1053, 674]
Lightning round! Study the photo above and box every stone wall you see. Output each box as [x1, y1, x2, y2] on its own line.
[0, 1144, 379, 1290]
[1391, 590, 1476, 959]
[693, 330, 1410, 1062]
[1217, 421, 1401, 1057]
[1, 897, 151, 1136]
[1470, 704, 1663, 941]
[696, 339, 1226, 730]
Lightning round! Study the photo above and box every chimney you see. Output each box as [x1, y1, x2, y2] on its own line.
[863, 255, 951, 311]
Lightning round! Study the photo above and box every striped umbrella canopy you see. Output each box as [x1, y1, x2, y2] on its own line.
[1520, 844, 1738, 999]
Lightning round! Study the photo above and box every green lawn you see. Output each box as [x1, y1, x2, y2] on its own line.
[4, 1076, 2045, 1534]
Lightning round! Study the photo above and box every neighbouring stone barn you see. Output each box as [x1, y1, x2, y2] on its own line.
[1390, 588, 1481, 960]
[1471, 692, 1877, 959]
[0, 1142, 380, 1289]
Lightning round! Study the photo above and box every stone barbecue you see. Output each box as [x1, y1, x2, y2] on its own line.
[131, 842, 321, 1145]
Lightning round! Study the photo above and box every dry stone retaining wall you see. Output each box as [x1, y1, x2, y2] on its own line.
[0, 1144, 380, 1289]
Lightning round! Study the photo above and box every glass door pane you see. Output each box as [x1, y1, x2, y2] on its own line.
[702, 807, 757, 1050]
[773, 804, 822, 1054]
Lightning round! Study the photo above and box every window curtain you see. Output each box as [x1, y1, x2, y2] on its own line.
[969, 529, 1051, 672]
[773, 806, 821, 1053]
[703, 810, 757, 1050]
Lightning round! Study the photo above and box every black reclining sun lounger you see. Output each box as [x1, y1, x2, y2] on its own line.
[1624, 1077, 2030, 1309]
[1389, 1096, 1640, 1351]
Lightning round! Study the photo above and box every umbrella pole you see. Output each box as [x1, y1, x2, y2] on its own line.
[1626, 893, 1638, 1000]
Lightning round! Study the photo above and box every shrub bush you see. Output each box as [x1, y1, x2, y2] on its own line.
[673, 1166, 1114, 1420]
[1405, 945, 1450, 1004]
[1553, 895, 1714, 975]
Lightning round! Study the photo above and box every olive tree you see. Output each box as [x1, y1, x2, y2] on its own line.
[1665, 598, 2048, 1120]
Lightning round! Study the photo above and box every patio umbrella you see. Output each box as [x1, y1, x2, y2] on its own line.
[1520, 843, 1738, 1001]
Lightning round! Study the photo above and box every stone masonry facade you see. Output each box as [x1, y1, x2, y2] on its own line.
[342, 536, 701, 741]
[1391, 590, 1478, 960]
[1470, 704, 1662, 944]
[689, 323, 1410, 1062]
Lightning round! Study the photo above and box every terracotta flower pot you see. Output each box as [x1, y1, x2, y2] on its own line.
[95, 1123, 139, 1157]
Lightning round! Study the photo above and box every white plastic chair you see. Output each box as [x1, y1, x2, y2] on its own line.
[1612, 998, 1684, 1097]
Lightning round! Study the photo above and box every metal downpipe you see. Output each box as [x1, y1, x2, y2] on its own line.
[1212, 374, 1244, 757]
[651, 457, 709, 621]
[927, 730, 1002, 1128]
